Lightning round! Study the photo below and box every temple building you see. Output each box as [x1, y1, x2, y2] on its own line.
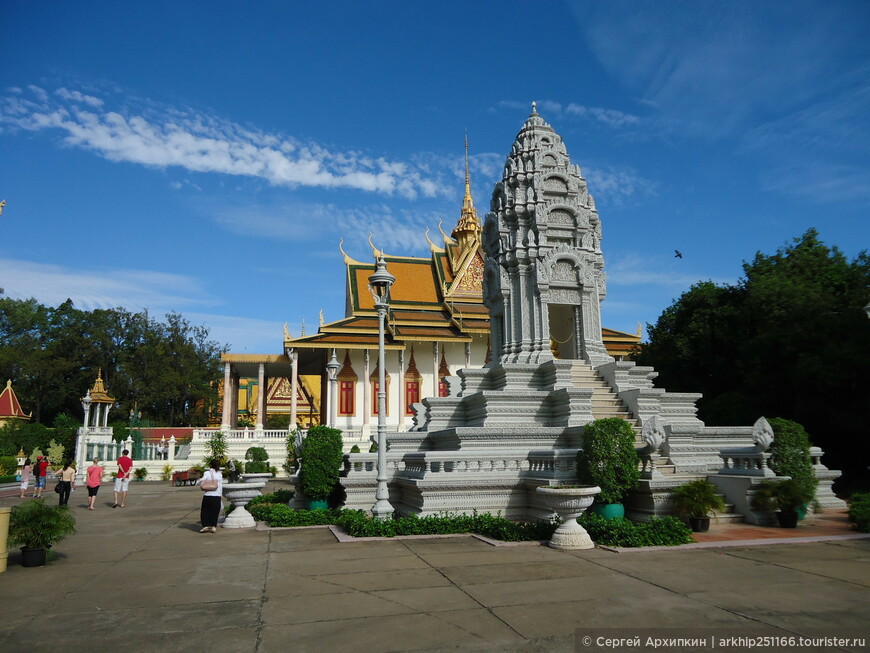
[0, 379, 31, 428]
[218, 139, 640, 435]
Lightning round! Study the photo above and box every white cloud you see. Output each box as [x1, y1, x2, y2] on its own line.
[0, 258, 217, 312]
[0, 85, 445, 200]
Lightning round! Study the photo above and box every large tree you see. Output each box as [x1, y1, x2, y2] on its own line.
[0, 294, 226, 427]
[635, 230, 870, 487]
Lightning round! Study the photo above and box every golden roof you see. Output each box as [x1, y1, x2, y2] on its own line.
[88, 369, 115, 404]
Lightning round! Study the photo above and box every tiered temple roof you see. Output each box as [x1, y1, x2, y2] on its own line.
[285, 139, 640, 358]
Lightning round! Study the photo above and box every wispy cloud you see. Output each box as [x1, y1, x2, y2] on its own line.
[606, 253, 732, 289]
[0, 258, 218, 312]
[497, 99, 640, 129]
[207, 199, 447, 255]
[0, 85, 445, 200]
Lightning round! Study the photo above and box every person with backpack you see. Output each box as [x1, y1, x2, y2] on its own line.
[32, 455, 49, 498]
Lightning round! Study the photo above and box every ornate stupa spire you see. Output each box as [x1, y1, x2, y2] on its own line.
[451, 134, 482, 252]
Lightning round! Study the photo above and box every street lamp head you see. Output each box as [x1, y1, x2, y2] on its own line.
[81, 390, 92, 411]
[326, 349, 341, 381]
[368, 254, 396, 304]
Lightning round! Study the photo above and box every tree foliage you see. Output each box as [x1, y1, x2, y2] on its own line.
[0, 293, 226, 427]
[635, 230, 870, 485]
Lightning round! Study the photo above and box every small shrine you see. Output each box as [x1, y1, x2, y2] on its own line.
[0, 379, 31, 427]
[81, 369, 115, 431]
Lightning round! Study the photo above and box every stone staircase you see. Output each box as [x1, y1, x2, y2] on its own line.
[570, 362, 678, 476]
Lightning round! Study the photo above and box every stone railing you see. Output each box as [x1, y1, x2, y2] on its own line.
[718, 450, 775, 477]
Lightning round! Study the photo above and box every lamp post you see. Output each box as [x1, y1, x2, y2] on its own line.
[368, 254, 396, 519]
[326, 350, 340, 428]
[81, 391, 93, 430]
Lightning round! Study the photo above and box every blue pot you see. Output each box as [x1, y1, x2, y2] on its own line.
[307, 498, 328, 511]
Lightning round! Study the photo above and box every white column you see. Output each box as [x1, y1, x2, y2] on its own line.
[398, 349, 405, 427]
[82, 406, 91, 429]
[221, 362, 232, 429]
[432, 342, 439, 399]
[168, 436, 176, 462]
[362, 349, 370, 429]
[103, 403, 110, 427]
[256, 362, 266, 431]
[289, 349, 299, 428]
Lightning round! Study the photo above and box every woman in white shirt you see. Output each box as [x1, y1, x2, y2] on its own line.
[199, 459, 223, 533]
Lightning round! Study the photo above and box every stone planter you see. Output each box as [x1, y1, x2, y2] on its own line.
[222, 481, 267, 529]
[240, 473, 272, 484]
[536, 486, 600, 550]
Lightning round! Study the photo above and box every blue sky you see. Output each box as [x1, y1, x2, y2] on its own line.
[2, 1, 868, 353]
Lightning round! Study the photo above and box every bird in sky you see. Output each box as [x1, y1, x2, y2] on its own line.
[674, 249, 683, 259]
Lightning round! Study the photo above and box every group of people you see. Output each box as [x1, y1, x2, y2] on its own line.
[17, 449, 135, 510]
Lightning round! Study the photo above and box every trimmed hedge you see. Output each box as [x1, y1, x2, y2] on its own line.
[578, 513, 693, 547]
[300, 426, 344, 499]
[847, 492, 870, 532]
[768, 418, 817, 500]
[577, 418, 641, 504]
[245, 505, 692, 547]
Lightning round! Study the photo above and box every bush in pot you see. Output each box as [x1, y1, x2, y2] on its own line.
[669, 479, 726, 532]
[751, 478, 815, 528]
[576, 418, 640, 519]
[9, 499, 77, 567]
[299, 426, 344, 509]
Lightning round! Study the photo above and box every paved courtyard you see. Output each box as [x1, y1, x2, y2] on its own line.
[1, 482, 869, 653]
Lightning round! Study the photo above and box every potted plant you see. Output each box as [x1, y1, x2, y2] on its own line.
[8, 499, 77, 567]
[134, 467, 148, 481]
[576, 418, 641, 520]
[299, 425, 343, 510]
[751, 478, 815, 528]
[669, 479, 726, 532]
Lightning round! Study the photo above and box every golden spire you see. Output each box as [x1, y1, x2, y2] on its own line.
[452, 134, 481, 251]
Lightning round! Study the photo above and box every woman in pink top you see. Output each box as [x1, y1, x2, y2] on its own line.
[18, 458, 32, 499]
[86, 457, 104, 510]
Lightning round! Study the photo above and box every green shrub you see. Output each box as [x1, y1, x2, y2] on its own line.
[9, 499, 77, 550]
[349, 445, 361, 453]
[251, 504, 342, 526]
[134, 467, 147, 480]
[245, 446, 269, 462]
[768, 418, 817, 500]
[204, 431, 227, 465]
[247, 489, 295, 507]
[300, 426, 344, 500]
[669, 479, 726, 519]
[0, 474, 18, 483]
[578, 513, 693, 547]
[244, 461, 270, 473]
[577, 418, 640, 504]
[847, 492, 870, 532]
[751, 478, 815, 512]
[0, 455, 19, 475]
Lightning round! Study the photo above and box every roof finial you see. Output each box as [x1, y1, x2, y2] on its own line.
[464, 131, 470, 192]
[368, 233, 384, 259]
[531, 101, 537, 115]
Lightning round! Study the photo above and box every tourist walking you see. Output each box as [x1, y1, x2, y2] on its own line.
[228, 458, 238, 482]
[33, 455, 49, 498]
[199, 459, 223, 533]
[113, 449, 133, 508]
[86, 457, 104, 510]
[57, 460, 76, 506]
[18, 458, 32, 499]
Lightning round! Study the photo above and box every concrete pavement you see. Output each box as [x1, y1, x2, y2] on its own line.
[1, 482, 868, 653]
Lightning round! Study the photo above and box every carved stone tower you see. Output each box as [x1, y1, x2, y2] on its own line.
[482, 104, 613, 367]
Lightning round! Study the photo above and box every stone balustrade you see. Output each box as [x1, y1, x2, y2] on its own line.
[718, 450, 775, 477]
